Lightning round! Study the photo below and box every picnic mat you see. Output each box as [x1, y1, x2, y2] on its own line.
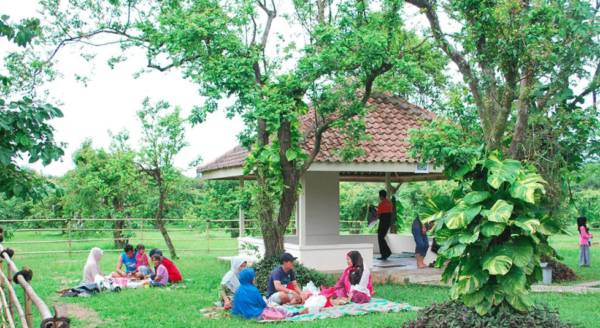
[261, 298, 418, 322]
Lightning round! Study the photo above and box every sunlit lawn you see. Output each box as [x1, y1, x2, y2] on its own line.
[4, 229, 600, 327]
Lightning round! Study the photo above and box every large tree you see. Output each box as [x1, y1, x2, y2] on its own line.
[41, 0, 445, 257]
[406, 0, 599, 157]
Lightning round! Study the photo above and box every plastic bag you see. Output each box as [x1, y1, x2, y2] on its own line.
[304, 295, 327, 314]
[302, 281, 319, 295]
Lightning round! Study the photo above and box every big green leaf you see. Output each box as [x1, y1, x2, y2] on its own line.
[510, 172, 546, 204]
[482, 199, 513, 223]
[498, 266, 527, 294]
[481, 221, 506, 237]
[445, 205, 482, 229]
[512, 216, 540, 235]
[482, 255, 513, 275]
[484, 155, 522, 189]
[458, 229, 480, 244]
[506, 293, 533, 312]
[508, 238, 534, 268]
[463, 191, 491, 205]
[441, 243, 467, 258]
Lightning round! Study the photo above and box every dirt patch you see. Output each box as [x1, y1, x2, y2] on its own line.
[55, 303, 103, 328]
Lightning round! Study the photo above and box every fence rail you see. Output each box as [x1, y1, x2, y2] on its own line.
[1, 217, 368, 256]
[0, 244, 69, 327]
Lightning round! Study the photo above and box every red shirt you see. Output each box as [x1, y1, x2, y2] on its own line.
[377, 198, 393, 215]
[161, 257, 182, 283]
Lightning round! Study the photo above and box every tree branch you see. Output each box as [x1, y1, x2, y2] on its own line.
[406, 0, 486, 129]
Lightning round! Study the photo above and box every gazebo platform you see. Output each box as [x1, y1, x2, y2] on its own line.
[371, 255, 443, 285]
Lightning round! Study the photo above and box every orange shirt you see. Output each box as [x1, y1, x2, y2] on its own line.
[377, 198, 393, 215]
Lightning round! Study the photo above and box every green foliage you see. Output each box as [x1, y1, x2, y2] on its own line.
[41, 0, 447, 257]
[253, 256, 335, 295]
[404, 301, 571, 328]
[0, 13, 63, 199]
[423, 152, 556, 315]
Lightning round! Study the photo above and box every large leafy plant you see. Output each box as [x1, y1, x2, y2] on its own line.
[428, 153, 559, 315]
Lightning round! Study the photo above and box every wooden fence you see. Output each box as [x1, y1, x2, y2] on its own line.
[0, 243, 69, 327]
[0, 217, 367, 256]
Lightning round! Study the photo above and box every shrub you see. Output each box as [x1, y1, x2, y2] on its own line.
[253, 256, 336, 294]
[403, 301, 571, 328]
[541, 256, 577, 283]
[424, 153, 559, 315]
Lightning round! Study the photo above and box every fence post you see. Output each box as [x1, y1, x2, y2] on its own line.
[141, 219, 145, 244]
[206, 220, 210, 253]
[67, 218, 72, 256]
[3, 262, 12, 319]
[24, 289, 32, 327]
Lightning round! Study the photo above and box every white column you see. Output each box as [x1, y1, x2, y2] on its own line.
[302, 171, 340, 245]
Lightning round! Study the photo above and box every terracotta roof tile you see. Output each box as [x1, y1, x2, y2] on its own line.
[198, 93, 434, 173]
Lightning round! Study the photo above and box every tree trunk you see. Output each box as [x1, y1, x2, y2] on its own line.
[254, 118, 284, 258]
[112, 198, 126, 248]
[155, 177, 178, 259]
[113, 218, 126, 248]
[275, 119, 300, 243]
[509, 67, 533, 159]
[156, 218, 177, 259]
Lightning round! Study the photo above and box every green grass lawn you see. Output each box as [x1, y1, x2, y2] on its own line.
[5, 230, 600, 328]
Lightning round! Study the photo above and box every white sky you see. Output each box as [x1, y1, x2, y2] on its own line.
[1, 0, 246, 177]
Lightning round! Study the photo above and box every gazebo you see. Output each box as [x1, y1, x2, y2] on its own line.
[198, 93, 443, 272]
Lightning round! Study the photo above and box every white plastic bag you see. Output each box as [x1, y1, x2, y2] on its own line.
[302, 281, 319, 295]
[304, 295, 327, 314]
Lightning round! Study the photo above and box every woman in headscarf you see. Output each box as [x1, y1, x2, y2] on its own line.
[320, 251, 374, 304]
[220, 256, 247, 309]
[232, 268, 267, 319]
[82, 247, 104, 284]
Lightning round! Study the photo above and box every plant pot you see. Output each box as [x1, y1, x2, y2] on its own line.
[541, 262, 552, 285]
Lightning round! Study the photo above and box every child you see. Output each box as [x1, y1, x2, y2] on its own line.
[146, 254, 169, 287]
[578, 216, 593, 267]
[149, 248, 183, 283]
[135, 244, 151, 278]
[321, 251, 374, 304]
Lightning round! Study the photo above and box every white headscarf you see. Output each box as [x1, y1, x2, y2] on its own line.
[82, 247, 104, 284]
[220, 256, 246, 293]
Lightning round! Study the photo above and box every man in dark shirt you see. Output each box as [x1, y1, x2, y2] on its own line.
[266, 253, 303, 305]
[376, 189, 393, 261]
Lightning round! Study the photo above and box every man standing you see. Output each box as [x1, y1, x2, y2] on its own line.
[266, 253, 303, 305]
[376, 190, 393, 261]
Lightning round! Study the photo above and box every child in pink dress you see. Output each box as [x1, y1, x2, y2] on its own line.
[134, 244, 150, 278]
[578, 216, 593, 267]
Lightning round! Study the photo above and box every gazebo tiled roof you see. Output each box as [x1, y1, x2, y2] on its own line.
[198, 93, 435, 174]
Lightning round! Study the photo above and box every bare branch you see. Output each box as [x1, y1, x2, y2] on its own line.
[406, 0, 486, 127]
[575, 62, 600, 101]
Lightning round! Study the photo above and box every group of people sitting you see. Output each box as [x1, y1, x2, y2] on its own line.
[82, 244, 183, 288]
[219, 251, 373, 320]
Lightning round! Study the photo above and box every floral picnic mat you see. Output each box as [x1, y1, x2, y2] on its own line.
[261, 298, 419, 322]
